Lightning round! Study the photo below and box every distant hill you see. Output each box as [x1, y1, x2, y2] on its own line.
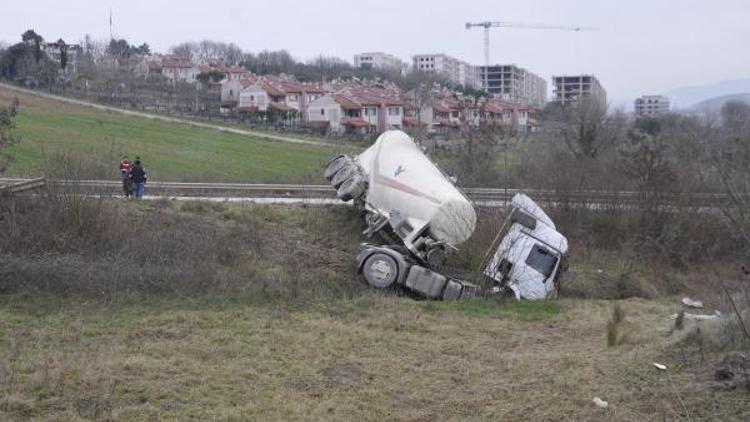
[689, 93, 750, 114]
[664, 78, 750, 109]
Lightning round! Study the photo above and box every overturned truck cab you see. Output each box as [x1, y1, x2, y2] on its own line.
[325, 130, 568, 301]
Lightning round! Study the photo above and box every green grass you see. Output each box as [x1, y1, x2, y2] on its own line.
[0, 88, 343, 183]
[0, 295, 744, 421]
[419, 298, 562, 320]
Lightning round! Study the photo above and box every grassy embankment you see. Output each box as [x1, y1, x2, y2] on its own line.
[1, 199, 748, 421]
[0, 87, 342, 183]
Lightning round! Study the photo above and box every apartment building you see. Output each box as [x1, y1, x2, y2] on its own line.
[552, 75, 607, 106]
[412, 54, 479, 89]
[634, 95, 670, 117]
[353, 52, 403, 73]
[478, 65, 547, 109]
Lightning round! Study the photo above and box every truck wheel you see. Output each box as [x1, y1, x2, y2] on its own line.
[324, 155, 349, 180]
[337, 176, 365, 201]
[330, 165, 355, 189]
[362, 253, 399, 289]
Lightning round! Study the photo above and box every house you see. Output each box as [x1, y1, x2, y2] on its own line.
[480, 99, 537, 132]
[159, 56, 200, 84]
[41, 41, 81, 75]
[213, 64, 249, 81]
[235, 75, 327, 123]
[306, 81, 404, 134]
[220, 76, 257, 108]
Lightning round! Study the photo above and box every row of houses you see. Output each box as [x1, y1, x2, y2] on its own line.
[135, 55, 249, 84]
[219, 74, 538, 134]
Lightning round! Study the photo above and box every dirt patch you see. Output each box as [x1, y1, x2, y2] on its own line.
[319, 361, 371, 388]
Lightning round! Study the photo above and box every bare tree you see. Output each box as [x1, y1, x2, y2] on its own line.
[0, 98, 20, 173]
[544, 98, 626, 159]
[713, 101, 750, 252]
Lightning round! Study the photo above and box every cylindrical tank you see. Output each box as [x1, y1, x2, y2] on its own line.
[356, 131, 476, 245]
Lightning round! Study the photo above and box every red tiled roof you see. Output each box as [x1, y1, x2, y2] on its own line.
[269, 102, 297, 112]
[332, 94, 362, 110]
[343, 117, 372, 127]
[239, 78, 256, 89]
[161, 57, 194, 68]
[331, 81, 404, 107]
[304, 121, 330, 128]
[436, 118, 460, 128]
[402, 117, 427, 127]
[481, 101, 505, 114]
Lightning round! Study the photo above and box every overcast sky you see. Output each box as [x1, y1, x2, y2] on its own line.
[1, 0, 748, 101]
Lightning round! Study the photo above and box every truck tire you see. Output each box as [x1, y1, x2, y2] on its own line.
[362, 253, 399, 289]
[324, 155, 349, 180]
[337, 176, 365, 201]
[330, 165, 355, 189]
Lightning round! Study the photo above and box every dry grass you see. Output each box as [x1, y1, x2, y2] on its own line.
[0, 296, 746, 421]
[0, 195, 366, 301]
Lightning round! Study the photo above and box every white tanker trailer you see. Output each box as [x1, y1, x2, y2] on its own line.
[325, 130, 568, 300]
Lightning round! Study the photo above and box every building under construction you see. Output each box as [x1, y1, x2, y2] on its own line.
[552, 75, 607, 107]
[634, 95, 670, 117]
[478, 65, 547, 109]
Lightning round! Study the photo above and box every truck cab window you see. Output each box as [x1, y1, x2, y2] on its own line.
[525, 244, 557, 279]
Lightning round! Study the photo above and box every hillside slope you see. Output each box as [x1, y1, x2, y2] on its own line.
[0, 86, 339, 183]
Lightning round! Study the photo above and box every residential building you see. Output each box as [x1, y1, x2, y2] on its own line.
[162, 57, 200, 84]
[478, 65, 547, 109]
[220, 76, 257, 108]
[307, 81, 404, 134]
[353, 52, 403, 73]
[210, 64, 249, 81]
[635, 95, 670, 117]
[552, 75, 607, 106]
[480, 98, 537, 133]
[41, 41, 81, 75]
[236, 74, 327, 122]
[412, 54, 480, 88]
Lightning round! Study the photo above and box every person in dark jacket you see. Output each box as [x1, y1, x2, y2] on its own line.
[129, 159, 148, 199]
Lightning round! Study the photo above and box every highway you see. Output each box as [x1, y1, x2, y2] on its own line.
[0, 178, 728, 209]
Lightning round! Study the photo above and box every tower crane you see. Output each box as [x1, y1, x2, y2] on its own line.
[465, 21, 598, 92]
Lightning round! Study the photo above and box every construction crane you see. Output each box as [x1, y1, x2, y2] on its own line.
[465, 21, 599, 93]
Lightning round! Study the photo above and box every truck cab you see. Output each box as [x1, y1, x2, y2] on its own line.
[480, 194, 569, 300]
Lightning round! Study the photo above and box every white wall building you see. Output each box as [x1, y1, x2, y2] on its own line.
[353, 52, 403, 73]
[412, 54, 479, 89]
[635, 95, 670, 117]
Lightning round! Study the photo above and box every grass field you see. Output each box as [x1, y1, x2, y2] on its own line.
[0, 295, 746, 421]
[0, 87, 342, 183]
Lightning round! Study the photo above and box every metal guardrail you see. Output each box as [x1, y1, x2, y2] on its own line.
[0, 178, 730, 206]
[0, 177, 45, 194]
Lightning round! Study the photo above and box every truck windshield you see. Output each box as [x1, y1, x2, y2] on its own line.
[525, 244, 558, 278]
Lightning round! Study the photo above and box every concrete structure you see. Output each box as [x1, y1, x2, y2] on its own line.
[552, 75, 607, 106]
[412, 54, 479, 89]
[635, 95, 670, 117]
[478, 65, 547, 109]
[353, 52, 403, 73]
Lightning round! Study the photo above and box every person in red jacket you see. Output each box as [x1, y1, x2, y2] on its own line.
[119, 155, 132, 197]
